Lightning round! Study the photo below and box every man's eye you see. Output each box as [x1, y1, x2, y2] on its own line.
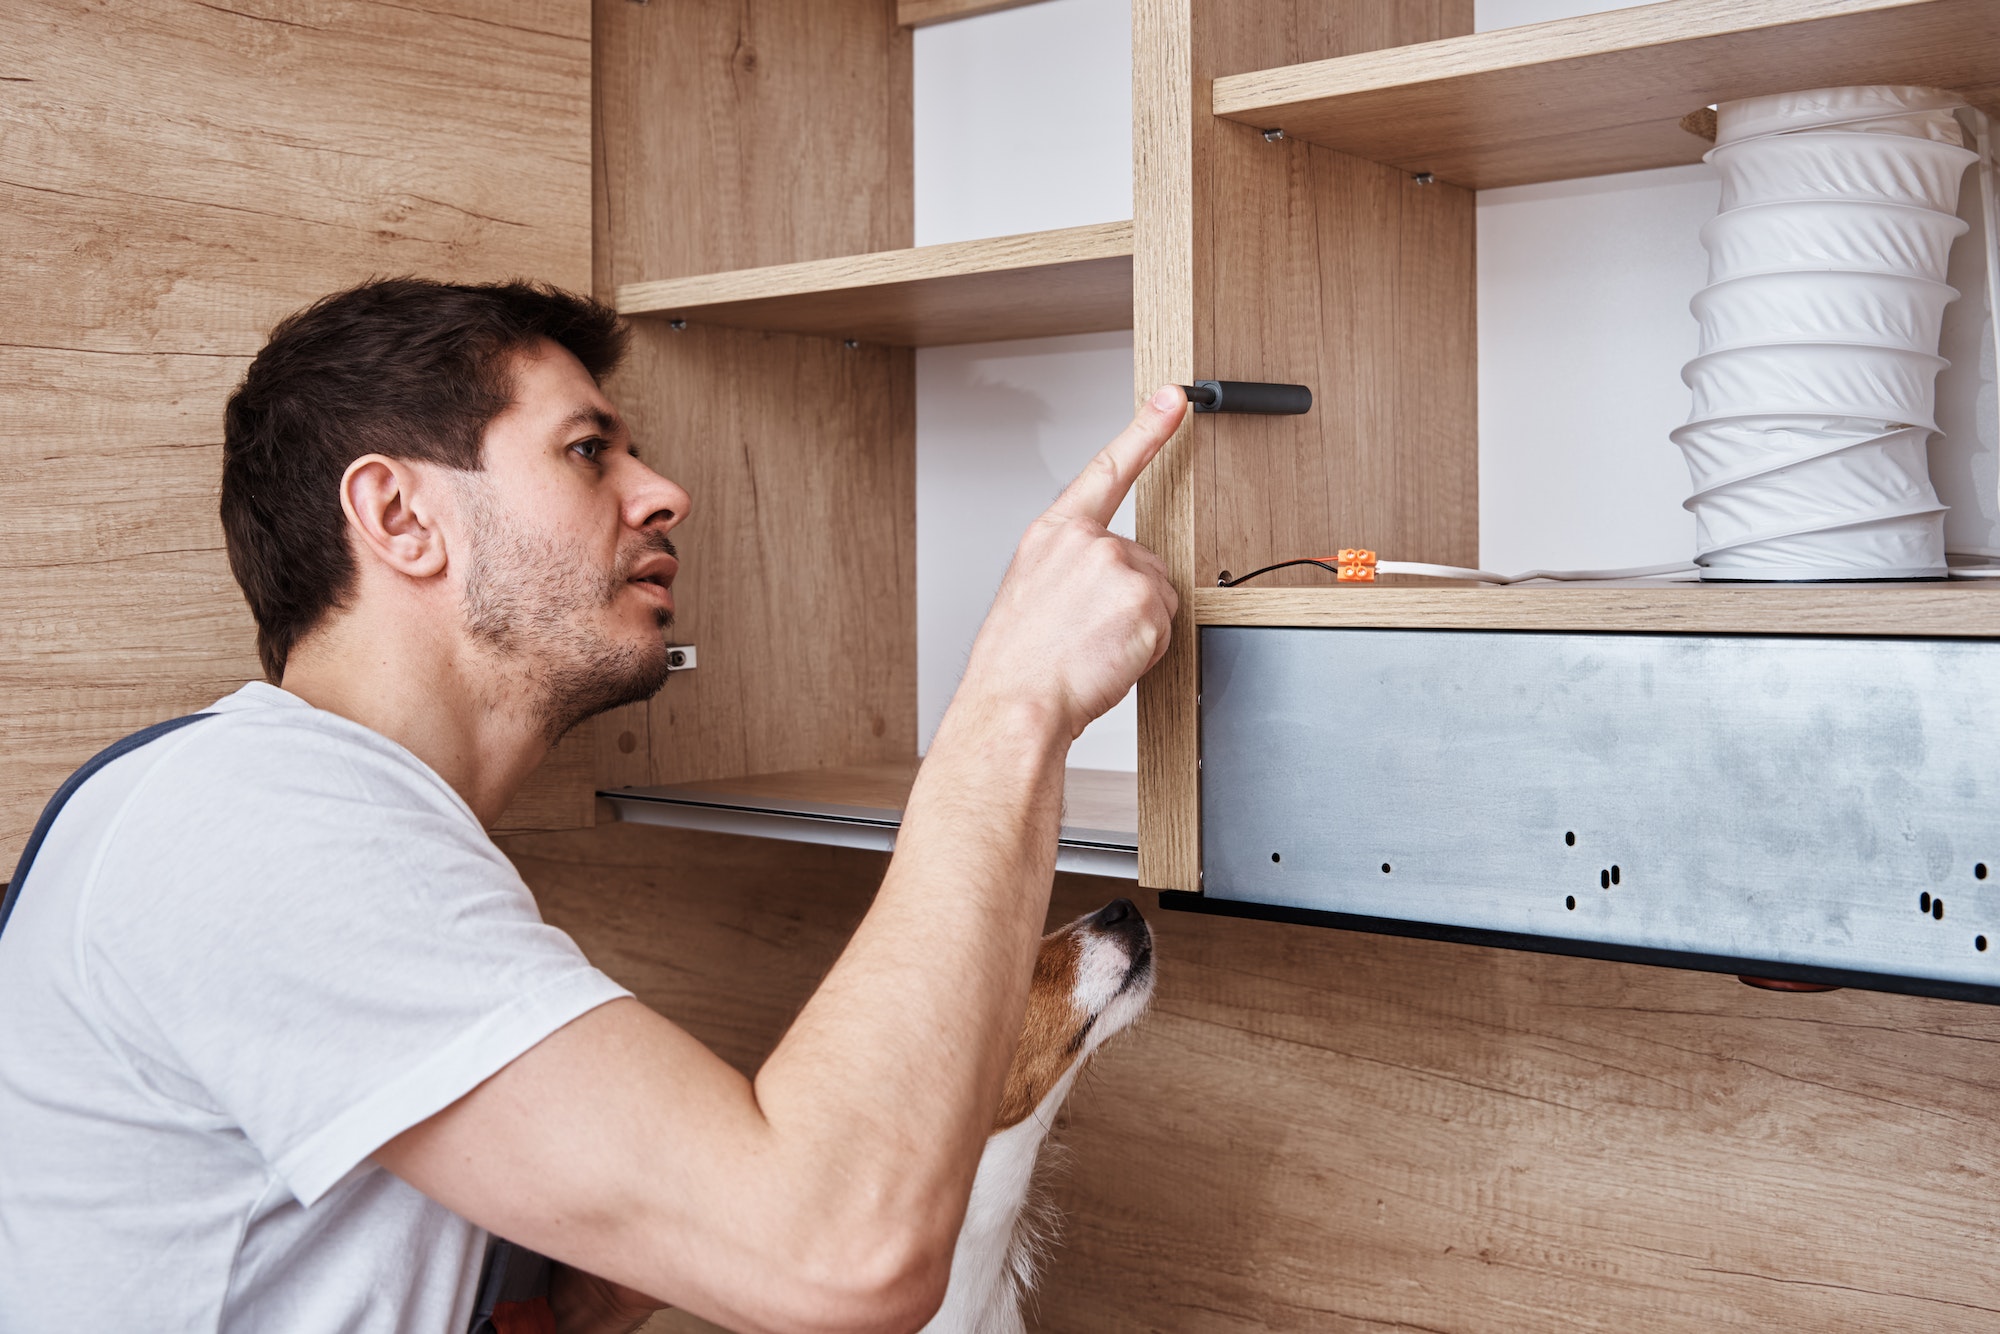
[571, 437, 605, 462]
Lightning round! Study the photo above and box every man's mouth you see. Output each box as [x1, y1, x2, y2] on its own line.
[627, 551, 677, 586]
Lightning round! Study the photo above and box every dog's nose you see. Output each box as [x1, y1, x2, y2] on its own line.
[1091, 898, 1137, 928]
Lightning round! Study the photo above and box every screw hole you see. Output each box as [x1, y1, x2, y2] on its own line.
[1600, 869, 1610, 890]
[1935, 898, 1946, 920]
[1610, 865, 1621, 886]
[1565, 895, 1576, 911]
[1979, 936, 1989, 952]
[1381, 863, 1392, 874]
[668, 317, 686, 330]
[1978, 863, 1989, 881]
[1271, 852, 1281, 863]
[1922, 892, 1932, 914]
[1565, 831, 1576, 847]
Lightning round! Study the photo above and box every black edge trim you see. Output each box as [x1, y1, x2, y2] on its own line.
[1155, 890, 2000, 1007]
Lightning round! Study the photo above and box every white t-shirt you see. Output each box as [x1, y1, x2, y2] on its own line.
[0, 682, 631, 1332]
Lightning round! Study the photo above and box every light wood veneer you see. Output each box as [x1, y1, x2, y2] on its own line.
[615, 222, 1134, 347]
[1212, 0, 2000, 190]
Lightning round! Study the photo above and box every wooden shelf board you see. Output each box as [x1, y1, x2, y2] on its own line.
[601, 760, 1138, 873]
[614, 221, 1133, 346]
[897, 0, 1051, 28]
[1211, 0, 2000, 190]
[1194, 582, 2000, 637]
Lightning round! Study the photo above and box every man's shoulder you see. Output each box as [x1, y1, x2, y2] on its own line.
[151, 682, 472, 822]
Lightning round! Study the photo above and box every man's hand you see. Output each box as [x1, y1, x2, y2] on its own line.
[958, 384, 1187, 738]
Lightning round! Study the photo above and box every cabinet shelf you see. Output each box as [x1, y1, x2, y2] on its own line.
[1211, 0, 2000, 191]
[601, 760, 1138, 878]
[1193, 582, 2000, 637]
[614, 221, 1133, 346]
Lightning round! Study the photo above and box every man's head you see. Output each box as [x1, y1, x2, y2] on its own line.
[222, 278, 689, 739]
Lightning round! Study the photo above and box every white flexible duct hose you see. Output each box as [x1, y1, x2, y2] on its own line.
[1680, 86, 1977, 581]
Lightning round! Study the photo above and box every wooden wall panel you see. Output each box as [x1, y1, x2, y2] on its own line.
[1136, 1, 1476, 891]
[506, 822, 2000, 1333]
[1, 0, 596, 866]
[593, 0, 917, 789]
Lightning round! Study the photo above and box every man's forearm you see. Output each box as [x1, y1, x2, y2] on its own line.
[750, 690, 1070, 1245]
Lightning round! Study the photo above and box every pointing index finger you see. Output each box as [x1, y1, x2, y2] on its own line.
[1047, 384, 1189, 528]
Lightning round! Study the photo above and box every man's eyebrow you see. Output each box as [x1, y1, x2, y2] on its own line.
[554, 405, 623, 438]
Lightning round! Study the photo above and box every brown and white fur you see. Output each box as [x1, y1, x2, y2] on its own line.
[922, 898, 1155, 1334]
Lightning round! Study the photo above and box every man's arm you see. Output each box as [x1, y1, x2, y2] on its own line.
[376, 387, 1188, 1334]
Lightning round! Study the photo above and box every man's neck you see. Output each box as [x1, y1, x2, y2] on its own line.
[277, 604, 551, 827]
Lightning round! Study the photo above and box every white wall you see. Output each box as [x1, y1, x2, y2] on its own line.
[913, 0, 1131, 246]
[1476, 166, 1712, 572]
[914, 0, 1136, 769]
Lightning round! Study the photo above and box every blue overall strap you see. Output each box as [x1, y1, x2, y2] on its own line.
[469, 1237, 554, 1332]
[0, 713, 214, 939]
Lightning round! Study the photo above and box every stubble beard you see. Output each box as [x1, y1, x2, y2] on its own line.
[458, 486, 676, 744]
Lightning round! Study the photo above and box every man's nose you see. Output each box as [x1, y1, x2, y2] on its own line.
[624, 457, 691, 533]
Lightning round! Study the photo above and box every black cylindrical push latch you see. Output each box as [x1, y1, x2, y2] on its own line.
[1180, 380, 1313, 415]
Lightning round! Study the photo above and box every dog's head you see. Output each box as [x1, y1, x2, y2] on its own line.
[993, 898, 1154, 1132]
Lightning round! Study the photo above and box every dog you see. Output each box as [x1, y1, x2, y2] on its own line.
[922, 897, 1155, 1334]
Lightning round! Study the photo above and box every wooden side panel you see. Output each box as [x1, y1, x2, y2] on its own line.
[1132, 0, 1202, 893]
[1134, 1, 1476, 891]
[594, 0, 917, 790]
[0, 0, 595, 867]
[507, 822, 2000, 1333]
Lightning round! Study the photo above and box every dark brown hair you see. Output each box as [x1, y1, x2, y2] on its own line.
[221, 278, 627, 680]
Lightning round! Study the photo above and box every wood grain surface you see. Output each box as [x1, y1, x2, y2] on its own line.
[615, 222, 1133, 347]
[506, 820, 2000, 1332]
[1195, 581, 2000, 635]
[1132, 0, 1203, 894]
[1211, 0, 2000, 190]
[897, 0, 1053, 28]
[593, 0, 918, 791]
[1, 0, 596, 868]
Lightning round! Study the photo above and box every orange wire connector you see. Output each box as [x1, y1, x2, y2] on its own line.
[1329, 549, 1377, 582]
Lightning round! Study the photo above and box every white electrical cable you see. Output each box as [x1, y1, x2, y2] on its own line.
[1371, 560, 1698, 585]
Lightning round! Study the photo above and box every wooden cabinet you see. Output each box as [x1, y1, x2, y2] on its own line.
[1133, 0, 2000, 896]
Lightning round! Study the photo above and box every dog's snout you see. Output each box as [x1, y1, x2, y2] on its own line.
[1091, 897, 1136, 929]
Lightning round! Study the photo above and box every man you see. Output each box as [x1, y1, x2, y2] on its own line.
[0, 278, 1184, 1332]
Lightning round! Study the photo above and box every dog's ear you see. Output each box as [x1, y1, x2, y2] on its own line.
[993, 927, 1089, 1131]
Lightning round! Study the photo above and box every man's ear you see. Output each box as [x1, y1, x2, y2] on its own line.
[339, 454, 449, 579]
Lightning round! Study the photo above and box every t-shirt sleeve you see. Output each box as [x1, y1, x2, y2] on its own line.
[78, 714, 632, 1207]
